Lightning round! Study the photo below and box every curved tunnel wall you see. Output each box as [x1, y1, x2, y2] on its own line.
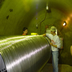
[0, 0, 72, 35]
[0, 0, 45, 35]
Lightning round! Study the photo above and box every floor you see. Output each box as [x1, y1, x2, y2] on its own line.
[40, 63, 72, 72]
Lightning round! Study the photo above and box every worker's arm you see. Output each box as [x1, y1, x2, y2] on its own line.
[50, 43, 57, 48]
[43, 34, 46, 37]
[43, 33, 52, 42]
[50, 36, 61, 48]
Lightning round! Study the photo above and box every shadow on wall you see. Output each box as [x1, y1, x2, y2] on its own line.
[0, 0, 5, 8]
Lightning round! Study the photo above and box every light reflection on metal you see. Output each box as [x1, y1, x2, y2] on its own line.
[0, 35, 51, 72]
[0, 36, 33, 50]
[7, 45, 48, 70]
[0, 36, 32, 43]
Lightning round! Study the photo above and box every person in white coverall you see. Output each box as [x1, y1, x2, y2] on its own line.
[43, 26, 61, 72]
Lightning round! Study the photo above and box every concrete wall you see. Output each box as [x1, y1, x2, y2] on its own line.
[0, 0, 40, 35]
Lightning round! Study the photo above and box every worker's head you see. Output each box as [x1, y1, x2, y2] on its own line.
[23, 27, 28, 35]
[50, 26, 56, 35]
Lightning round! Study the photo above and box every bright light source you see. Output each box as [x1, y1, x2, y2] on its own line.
[46, 3, 49, 10]
[63, 21, 67, 26]
[46, 5, 49, 10]
[46, 3, 51, 13]
[63, 23, 66, 26]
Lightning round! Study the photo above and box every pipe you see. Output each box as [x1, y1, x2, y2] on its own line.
[0, 35, 51, 72]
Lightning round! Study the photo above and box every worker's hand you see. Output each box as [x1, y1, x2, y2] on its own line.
[43, 34, 46, 37]
[50, 43, 57, 48]
[50, 42, 53, 46]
